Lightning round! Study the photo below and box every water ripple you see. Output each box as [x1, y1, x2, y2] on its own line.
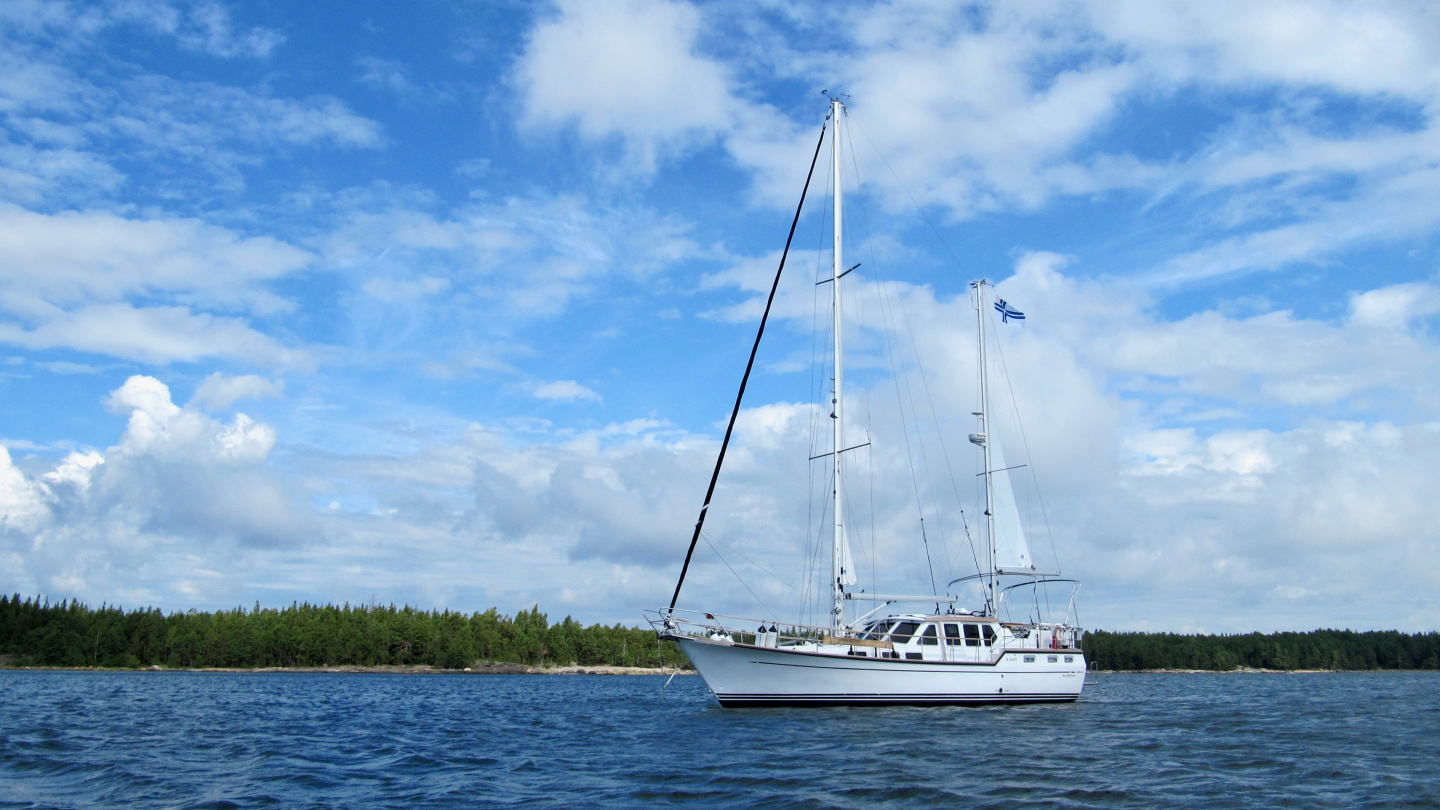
[1, 671, 1439, 808]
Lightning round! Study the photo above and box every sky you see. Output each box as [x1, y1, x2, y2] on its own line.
[2, 0, 1439, 633]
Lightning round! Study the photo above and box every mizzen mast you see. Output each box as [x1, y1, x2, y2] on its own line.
[970, 279, 997, 616]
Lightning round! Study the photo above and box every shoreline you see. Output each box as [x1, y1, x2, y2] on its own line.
[0, 662, 696, 675]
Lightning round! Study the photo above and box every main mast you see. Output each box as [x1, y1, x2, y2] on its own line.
[830, 97, 847, 633]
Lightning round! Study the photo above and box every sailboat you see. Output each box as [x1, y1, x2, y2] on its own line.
[648, 97, 1085, 707]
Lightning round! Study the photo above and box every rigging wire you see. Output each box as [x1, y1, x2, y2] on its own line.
[840, 118, 946, 598]
[835, 118, 882, 607]
[702, 535, 779, 624]
[850, 110, 1064, 611]
[890, 283, 958, 587]
[892, 286, 983, 581]
[700, 530, 796, 592]
[801, 165, 836, 630]
[986, 307, 1063, 586]
[871, 277, 941, 593]
[848, 115, 970, 277]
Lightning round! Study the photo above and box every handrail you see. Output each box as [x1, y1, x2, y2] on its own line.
[650, 609, 1085, 657]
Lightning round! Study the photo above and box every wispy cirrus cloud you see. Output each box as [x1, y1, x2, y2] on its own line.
[0, 0, 284, 59]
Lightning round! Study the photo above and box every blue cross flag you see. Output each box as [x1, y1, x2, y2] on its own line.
[995, 297, 1025, 324]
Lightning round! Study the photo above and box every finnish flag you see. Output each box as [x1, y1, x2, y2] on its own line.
[994, 298, 1025, 324]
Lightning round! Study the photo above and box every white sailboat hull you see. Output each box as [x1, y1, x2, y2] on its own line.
[673, 636, 1085, 707]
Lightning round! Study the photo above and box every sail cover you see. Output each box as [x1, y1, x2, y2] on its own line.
[987, 431, 1034, 571]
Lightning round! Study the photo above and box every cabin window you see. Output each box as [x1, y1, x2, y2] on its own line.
[905, 652, 923, 660]
[1064, 656, 1074, 663]
[944, 624, 962, 645]
[963, 624, 981, 647]
[919, 624, 939, 645]
[860, 620, 894, 641]
[981, 625, 996, 646]
[1048, 655, 1058, 663]
[1023, 655, 1035, 663]
[889, 622, 920, 643]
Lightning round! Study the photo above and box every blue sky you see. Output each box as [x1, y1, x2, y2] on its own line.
[3, 0, 1440, 632]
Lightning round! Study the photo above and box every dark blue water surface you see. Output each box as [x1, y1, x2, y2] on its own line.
[1, 670, 1437, 808]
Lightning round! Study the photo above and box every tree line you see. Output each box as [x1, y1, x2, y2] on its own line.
[5, 595, 1437, 672]
[1082, 629, 1440, 671]
[0, 595, 688, 670]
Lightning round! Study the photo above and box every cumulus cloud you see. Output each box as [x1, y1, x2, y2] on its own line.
[684, 253, 1440, 630]
[516, 0, 735, 170]
[0, 376, 309, 601]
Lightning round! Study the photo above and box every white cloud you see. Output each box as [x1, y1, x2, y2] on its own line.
[1348, 282, 1440, 331]
[0, 203, 313, 315]
[108, 76, 386, 165]
[106, 374, 181, 421]
[511, 1, 1440, 285]
[356, 56, 452, 105]
[0, 303, 306, 367]
[0, 375, 308, 603]
[532, 380, 601, 402]
[1087, 0, 1440, 99]
[5, 267, 1440, 633]
[322, 191, 702, 329]
[33, 360, 100, 374]
[516, 0, 733, 170]
[0, 445, 48, 534]
[682, 253, 1440, 629]
[0, 204, 317, 365]
[167, 1, 285, 59]
[190, 372, 284, 411]
[13, 0, 289, 60]
[0, 28, 382, 203]
[361, 276, 451, 302]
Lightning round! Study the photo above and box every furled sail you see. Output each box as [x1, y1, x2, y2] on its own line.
[839, 526, 858, 586]
[987, 430, 1034, 572]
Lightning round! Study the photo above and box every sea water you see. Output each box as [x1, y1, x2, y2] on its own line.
[1, 670, 1436, 808]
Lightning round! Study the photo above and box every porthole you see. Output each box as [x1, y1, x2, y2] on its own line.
[1023, 655, 1035, 663]
[1047, 655, 1058, 663]
[1064, 655, 1073, 663]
